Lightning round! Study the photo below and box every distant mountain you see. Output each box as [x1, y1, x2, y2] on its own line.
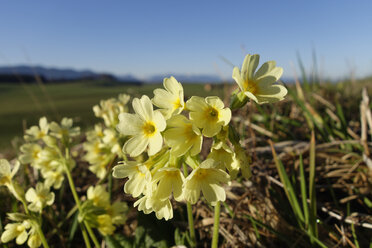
[146, 74, 224, 83]
[0, 65, 143, 84]
[0, 65, 294, 84]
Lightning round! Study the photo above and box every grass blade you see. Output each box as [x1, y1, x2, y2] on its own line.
[299, 154, 309, 228]
[269, 140, 305, 226]
[309, 131, 318, 239]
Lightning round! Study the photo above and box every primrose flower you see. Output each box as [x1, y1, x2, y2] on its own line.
[43, 167, 64, 189]
[24, 117, 49, 142]
[117, 95, 166, 157]
[164, 115, 202, 157]
[93, 94, 130, 128]
[183, 159, 230, 205]
[87, 185, 110, 208]
[27, 233, 42, 248]
[112, 161, 152, 197]
[152, 76, 185, 119]
[25, 182, 55, 212]
[0, 159, 19, 187]
[49, 117, 80, 143]
[1, 220, 31, 245]
[19, 144, 43, 166]
[152, 167, 185, 201]
[107, 201, 128, 225]
[97, 214, 115, 236]
[150, 198, 173, 220]
[208, 141, 239, 179]
[186, 96, 231, 137]
[232, 54, 287, 104]
[134, 185, 174, 220]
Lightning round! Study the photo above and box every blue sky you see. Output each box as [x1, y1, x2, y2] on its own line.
[0, 1, 371, 80]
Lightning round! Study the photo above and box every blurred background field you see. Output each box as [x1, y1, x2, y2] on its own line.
[0, 81, 225, 150]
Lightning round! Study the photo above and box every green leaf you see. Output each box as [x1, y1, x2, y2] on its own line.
[105, 234, 133, 248]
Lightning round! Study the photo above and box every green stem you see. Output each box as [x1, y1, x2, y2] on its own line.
[36, 224, 50, 248]
[211, 201, 221, 248]
[80, 223, 92, 248]
[63, 151, 100, 248]
[84, 222, 100, 248]
[183, 164, 196, 248]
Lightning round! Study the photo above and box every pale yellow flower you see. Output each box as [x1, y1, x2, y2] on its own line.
[208, 141, 239, 179]
[151, 198, 173, 220]
[107, 201, 128, 225]
[87, 185, 110, 208]
[102, 129, 122, 154]
[186, 96, 231, 137]
[183, 159, 230, 205]
[232, 54, 287, 104]
[24, 117, 49, 141]
[133, 185, 174, 220]
[49, 117, 80, 142]
[163, 115, 202, 157]
[0, 159, 19, 187]
[93, 94, 130, 128]
[1, 221, 30, 245]
[117, 95, 166, 157]
[112, 161, 151, 197]
[19, 144, 43, 165]
[97, 214, 115, 236]
[25, 182, 55, 212]
[27, 233, 42, 248]
[152, 167, 185, 201]
[152, 76, 185, 119]
[43, 167, 64, 189]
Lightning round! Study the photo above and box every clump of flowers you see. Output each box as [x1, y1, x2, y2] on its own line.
[82, 185, 128, 236]
[19, 117, 79, 189]
[84, 94, 130, 179]
[113, 55, 286, 247]
[1, 157, 52, 248]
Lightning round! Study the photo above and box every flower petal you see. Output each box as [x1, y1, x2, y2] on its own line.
[117, 113, 143, 135]
[153, 110, 166, 132]
[123, 135, 149, 157]
[132, 95, 153, 121]
[148, 132, 163, 156]
[205, 96, 224, 109]
[242, 54, 260, 80]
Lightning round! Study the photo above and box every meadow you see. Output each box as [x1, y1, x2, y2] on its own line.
[1, 76, 372, 248]
[0, 81, 225, 150]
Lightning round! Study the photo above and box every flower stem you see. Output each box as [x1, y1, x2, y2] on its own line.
[63, 150, 100, 248]
[36, 224, 50, 248]
[211, 201, 221, 248]
[80, 223, 92, 248]
[183, 164, 196, 248]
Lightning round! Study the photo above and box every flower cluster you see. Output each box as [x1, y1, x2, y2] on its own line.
[83, 94, 130, 178]
[19, 117, 79, 189]
[1, 158, 52, 248]
[1, 214, 42, 248]
[112, 59, 286, 220]
[82, 185, 128, 236]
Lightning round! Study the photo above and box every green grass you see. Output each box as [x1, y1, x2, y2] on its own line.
[0, 81, 225, 150]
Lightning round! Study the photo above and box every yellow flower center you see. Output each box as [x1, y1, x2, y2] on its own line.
[32, 150, 40, 159]
[164, 170, 178, 178]
[0, 175, 11, 185]
[195, 168, 208, 180]
[142, 122, 156, 137]
[172, 98, 182, 110]
[243, 80, 259, 95]
[205, 107, 219, 122]
[183, 124, 197, 141]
